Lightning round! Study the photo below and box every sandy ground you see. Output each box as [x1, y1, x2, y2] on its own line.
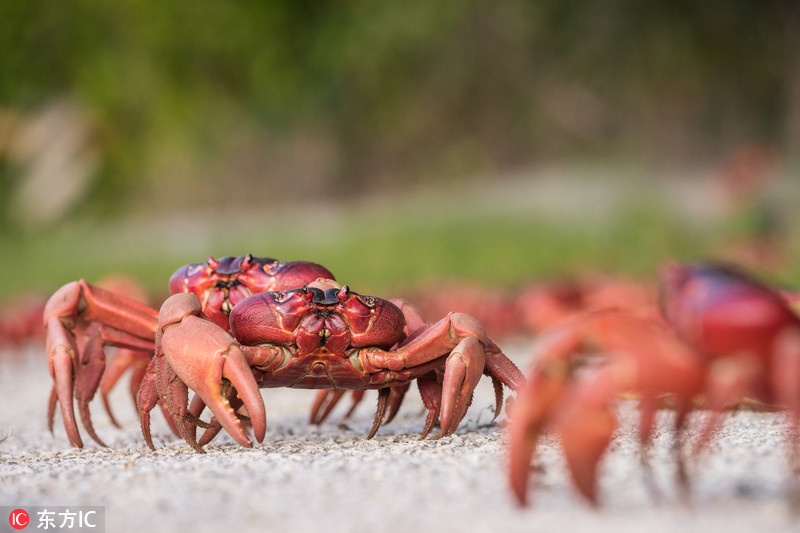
[1, 340, 798, 533]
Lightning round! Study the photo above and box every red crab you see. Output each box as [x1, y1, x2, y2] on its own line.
[515, 274, 655, 335]
[45, 255, 524, 452]
[140, 277, 525, 452]
[44, 255, 334, 448]
[507, 262, 800, 505]
[0, 294, 47, 348]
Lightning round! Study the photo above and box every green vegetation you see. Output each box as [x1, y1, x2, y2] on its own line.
[0, 186, 716, 298]
[1, 1, 799, 225]
[1, 1, 798, 297]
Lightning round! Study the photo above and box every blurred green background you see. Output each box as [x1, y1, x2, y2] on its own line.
[1, 0, 799, 298]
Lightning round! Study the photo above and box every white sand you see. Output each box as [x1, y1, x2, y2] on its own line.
[1, 341, 798, 533]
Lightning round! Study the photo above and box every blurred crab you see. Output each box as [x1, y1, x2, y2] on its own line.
[44, 255, 333, 447]
[0, 294, 47, 349]
[507, 262, 800, 505]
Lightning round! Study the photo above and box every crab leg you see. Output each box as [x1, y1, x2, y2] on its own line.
[99, 348, 152, 427]
[136, 356, 160, 450]
[508, 312, 705, 506]
[772, 329, 800, 423]
[46, 280, 158, 338]
[309, 386, 410, 427]
[416, 371, 443, 438]
[360, 312, 524, 437]
[44, 280, 158, 447]
[309, 390, 347, 425]
[773, 328, 800, 501]
[383, 383, 410, 425]
[47, 327, 153, 445]
[367, 388, 391, 439]
[357, 384, 412, 438]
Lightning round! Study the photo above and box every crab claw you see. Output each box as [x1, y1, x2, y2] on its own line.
[157, 293, 266, 449]
[45, 314, 83, 447]
[439, 335, 485, 436]
[507, 331, 577, 505]
[507, 350, 622, 506]
[557, 372, 619, 505]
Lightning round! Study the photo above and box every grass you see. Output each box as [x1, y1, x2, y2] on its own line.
[0, 184, 717, 300]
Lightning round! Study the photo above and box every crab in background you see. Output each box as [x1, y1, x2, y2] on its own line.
[0, 294, 47, 349]
[507, 262, 800, 506]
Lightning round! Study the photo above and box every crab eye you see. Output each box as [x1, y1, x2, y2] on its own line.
[204, 256, 219, 275]
[299, 285, 314, 300]
[337, 285, 350, 302]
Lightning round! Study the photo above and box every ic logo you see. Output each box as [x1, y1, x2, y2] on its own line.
[8, 509, 29, 530]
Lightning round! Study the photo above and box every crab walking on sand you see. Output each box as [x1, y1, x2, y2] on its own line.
[44, 255, 524, 451]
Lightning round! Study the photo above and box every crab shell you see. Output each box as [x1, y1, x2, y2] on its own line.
[229, 279, 406, 357]
[660, 262, 798, 367]
[168, 255, 335, 330]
